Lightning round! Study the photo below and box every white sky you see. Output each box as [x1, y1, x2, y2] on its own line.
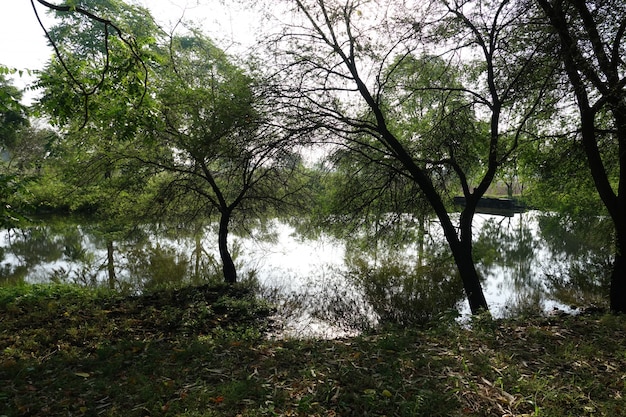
[0, 1, 53, 76]
[0, 0, 263, 102]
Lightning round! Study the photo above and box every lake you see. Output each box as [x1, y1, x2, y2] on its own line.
[0, 211, 612, 337]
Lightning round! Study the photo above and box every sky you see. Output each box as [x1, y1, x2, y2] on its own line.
[0, 1, 53, 78]
[0, 0, 263, 102]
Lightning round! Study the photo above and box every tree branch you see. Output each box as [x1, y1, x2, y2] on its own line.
[32, 0, 148, 129]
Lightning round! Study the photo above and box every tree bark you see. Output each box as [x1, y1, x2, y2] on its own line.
[218, 211, 237, 284]
[106, 240, 116, 289]
[453, 240, 489, 315]
[447, 208, 489, 314]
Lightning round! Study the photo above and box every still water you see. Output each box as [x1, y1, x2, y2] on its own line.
[0, 211, 612, 337]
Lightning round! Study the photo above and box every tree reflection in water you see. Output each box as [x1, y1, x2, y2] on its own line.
[0, 211, 614, 335]
[538, 213, 613, 309]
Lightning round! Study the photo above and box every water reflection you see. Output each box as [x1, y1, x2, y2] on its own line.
[341, 221, 464, 326]
[472, 211, 612, 317]
[538, 213, 613, 308]
[473, 212, 547, 317]
[0, 211, 613, 336]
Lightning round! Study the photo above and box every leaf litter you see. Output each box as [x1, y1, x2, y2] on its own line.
[1, 283, 625, 416]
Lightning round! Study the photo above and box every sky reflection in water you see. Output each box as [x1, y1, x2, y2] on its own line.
[0, 211, 611, 337]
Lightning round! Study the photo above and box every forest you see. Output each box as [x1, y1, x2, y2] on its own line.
[1, 0, 626, 415]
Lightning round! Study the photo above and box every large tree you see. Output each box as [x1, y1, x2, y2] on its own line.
[534, 0, 626, 313]
[270, 0, 553, 314]
[129, 31, 302, 283]
[35, 2, 303, 284]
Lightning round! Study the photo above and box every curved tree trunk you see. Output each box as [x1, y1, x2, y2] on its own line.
[218, 211, 237, 284]
[444, 208, 489, 314]
[452, 241, 488, 314]
[424, 187, 489, 314]
[376, 130, 490, 314]
[296, 3, 491, 315]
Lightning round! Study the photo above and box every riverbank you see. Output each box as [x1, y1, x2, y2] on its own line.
[1, 283, 625, 416]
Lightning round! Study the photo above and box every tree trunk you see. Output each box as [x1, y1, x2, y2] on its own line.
[449, 224, 489, 315]
[608, 102, 626, 313]
[580, 105, 626, 313]
[218, 211, 237, 284]
[106, 240, 116, 289]
[404, 167, 489, 314]
[454, 244, 489, 314]
[332, 35, 491, 315]
[435, 204, 489, 314]
[536, 0, 626, 314]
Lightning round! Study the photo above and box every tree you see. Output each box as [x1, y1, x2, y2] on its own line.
[0, 73, 29, 151]
[0, 73, 32, 227]
[270, 0, 553, 314]
[534, 0, 626, 312]
[125, 31, 303, 284]
[35, 0, 304, 284]
[31, 0, 149, 127]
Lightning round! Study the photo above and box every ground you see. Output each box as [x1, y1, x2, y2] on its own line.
[1, 283, 625, 416]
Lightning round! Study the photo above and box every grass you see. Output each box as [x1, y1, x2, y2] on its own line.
[1, 283, 625, 416]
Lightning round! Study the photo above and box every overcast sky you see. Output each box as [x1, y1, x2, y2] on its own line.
[0, 1, 262, 102]
[0, 2, 53, 75]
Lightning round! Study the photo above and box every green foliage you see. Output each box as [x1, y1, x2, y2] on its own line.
[0, 74, 34, 227]
[317, 54, 485, 235]
[0, 174, 30, 228]
[313, 158, 432, 237]
[146, 32, 261, 209]
[30, 0, 162, 227]
[380, 54, 488, 184]
[35, 0, 156, 129]
[521, 134, 610, 216]
[0, 73, 29, 150]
